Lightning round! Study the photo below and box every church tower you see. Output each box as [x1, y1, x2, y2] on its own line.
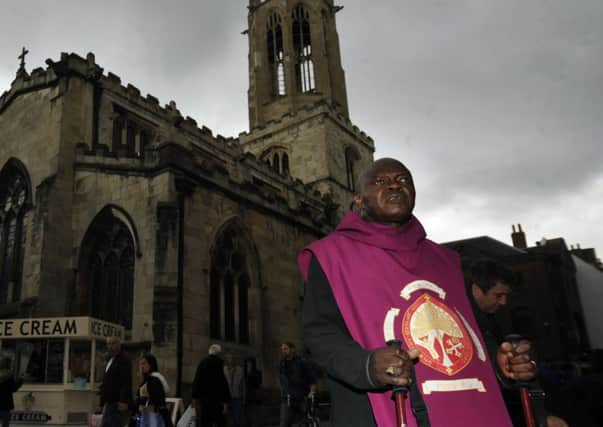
[240, 0, 374, 216]
[247, 0, 349, 127]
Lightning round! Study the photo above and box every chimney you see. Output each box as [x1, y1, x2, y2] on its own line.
[511, 224, 527, 249]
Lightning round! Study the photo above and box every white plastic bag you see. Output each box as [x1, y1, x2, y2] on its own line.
[175, 405, 195, 427]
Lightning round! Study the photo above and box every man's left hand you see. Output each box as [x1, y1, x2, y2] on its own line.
[117, 402, 128, 412]
[496, 340, 536, 381]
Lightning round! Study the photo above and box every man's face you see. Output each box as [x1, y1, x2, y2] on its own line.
[354, 160, 415, 226]
[472, 282, 511, 314]
[106, 337, 120, 356]
[280, 343, 292, 359]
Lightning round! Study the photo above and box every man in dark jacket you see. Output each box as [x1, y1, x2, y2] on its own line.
[468, 259, 568, 427]
[278, 342, 316, 427]
[192, 344, 230, 427]
[0, 355, 23, 427]
[100, 336, 132, 427]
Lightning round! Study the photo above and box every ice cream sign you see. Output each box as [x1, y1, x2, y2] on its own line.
[0, 317, 123, 339]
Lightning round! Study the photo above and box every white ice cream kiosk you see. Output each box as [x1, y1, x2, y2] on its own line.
[0, 316, 124, 426]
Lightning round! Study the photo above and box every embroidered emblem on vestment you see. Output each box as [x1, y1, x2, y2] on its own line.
[402, 293, 473, 376]
[383, 279, 489, 392]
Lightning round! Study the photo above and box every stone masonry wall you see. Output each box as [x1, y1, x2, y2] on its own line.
[0, 86, 63, 314]
[180, 184, 321, 393]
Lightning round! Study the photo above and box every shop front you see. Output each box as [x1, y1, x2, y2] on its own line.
[0, 316, 124, 426]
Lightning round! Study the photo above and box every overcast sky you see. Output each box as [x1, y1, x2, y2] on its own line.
[1, 0, 601, 255]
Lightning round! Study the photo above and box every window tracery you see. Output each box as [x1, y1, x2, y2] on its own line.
[77, 211, 135, 329]
[267, 12, 286, 97]
[210, 223, 252, 344]
[263, 148, 290, 176]
[292, 4, 315, 92]
[0, 160, 30, 304]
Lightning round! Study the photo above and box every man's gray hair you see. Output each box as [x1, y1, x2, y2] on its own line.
[208, 344, 222, 355]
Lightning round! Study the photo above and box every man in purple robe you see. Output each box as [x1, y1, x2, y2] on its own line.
[299, 158, 537, 426]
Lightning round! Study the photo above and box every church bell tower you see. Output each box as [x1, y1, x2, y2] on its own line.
[241, 0, 374, 216]
[247, 0, 350, 128]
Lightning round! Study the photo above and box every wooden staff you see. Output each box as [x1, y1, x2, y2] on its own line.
[387, 340, 409, 427]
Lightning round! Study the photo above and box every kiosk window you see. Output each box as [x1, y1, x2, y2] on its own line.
[69, 340, 91, 382]
[1, 339, 64, 383]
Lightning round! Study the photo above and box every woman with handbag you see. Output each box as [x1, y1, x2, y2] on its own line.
[135, 353, 172, 427]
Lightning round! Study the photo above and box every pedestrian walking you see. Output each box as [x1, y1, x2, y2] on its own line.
[135, 353, 172, 427]
[192, 344, 230, 427]
[278, 342, 316, 427]
[100, 336, 133, 427]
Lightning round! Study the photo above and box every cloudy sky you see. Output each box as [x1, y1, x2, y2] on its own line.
[1, 0, 601, 255]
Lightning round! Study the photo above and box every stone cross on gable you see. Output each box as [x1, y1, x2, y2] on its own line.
[16, 46, 29, 78]
[18, 47, 29, 70]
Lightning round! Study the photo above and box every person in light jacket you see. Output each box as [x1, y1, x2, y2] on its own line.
[135, 353, 172, 427]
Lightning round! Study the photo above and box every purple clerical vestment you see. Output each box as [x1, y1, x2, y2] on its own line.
[299, 211, 512, 427]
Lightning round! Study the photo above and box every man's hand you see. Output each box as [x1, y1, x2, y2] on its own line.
[370, 347, 420, 387]
[496, 340, 536, 381]
[222, 403, 228, 415]
[117, 402, 128, 412]
[546, 415, 568, 427]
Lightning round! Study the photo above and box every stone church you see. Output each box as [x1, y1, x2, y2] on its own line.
[0, 0, 374, 396]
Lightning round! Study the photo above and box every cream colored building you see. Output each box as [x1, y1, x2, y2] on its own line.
[0, 1, 373, 421]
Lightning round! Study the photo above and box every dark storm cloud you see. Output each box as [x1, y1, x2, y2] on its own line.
[1, 1, 601, 252]
[333, 0, 602, 250]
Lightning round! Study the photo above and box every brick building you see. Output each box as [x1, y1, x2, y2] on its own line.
[444, 225, 592, 365]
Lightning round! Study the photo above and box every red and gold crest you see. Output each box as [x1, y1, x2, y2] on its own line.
[402, 293, 473, 376]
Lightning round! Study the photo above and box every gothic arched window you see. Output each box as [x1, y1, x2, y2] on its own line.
[293, 4, 315, 92]
[77, 209, 135, 329]
[209, 223, 252, 344]
[263, 148, 290, 176]
[345, 146, 361, 191]
[267, 12, 286, 96]
[0, 160, 31, 304]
